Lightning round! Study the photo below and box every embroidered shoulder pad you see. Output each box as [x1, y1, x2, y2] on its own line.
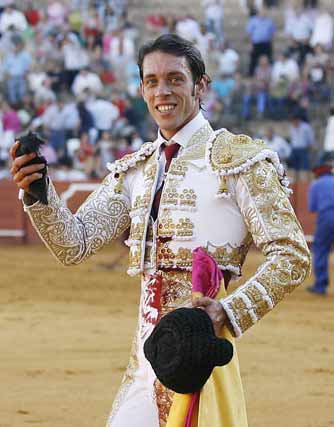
[208, 129, 267, 174]
[106, 141, 158, 175]
[206, 129, 290, 194]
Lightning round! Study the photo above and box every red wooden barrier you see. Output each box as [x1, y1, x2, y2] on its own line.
[0, 179, 316, 245]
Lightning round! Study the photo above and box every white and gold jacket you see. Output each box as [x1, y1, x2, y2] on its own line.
[24, 121, 310, 338]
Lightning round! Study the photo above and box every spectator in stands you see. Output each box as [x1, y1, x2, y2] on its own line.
[82, 6, 103, 43]
[77, 100, 96, 144]
[37, 96, 79, 157]
[107, 28, 135, 67]
[46, 0, 67, 28]
[96, 130, 116, 176]
[0, 3, 28, 33]
[246, 7, 275, 75]
[270, 51, 299, 119]
[72, 67, 103, 97]
[86, 94, 120, 138]
[288, 7, 313, 65]
[62, 32, 89, 90]
[323, 107, 334, 157]
[288, 67, 310, 113]
[263, 126, 291, 168]
[124, 88, 149, 140]
[242, 54, 271, 119]
[310, 7, 334, 50]
[304, 44, 331, 102]
[0, 110, 14, 165]
[216, 40, 240, 77]
[195, 23, 215, 63]
[3, 35, 32, 106]
[1, 100, 21, 133]
[211, 71, 236, 112]
[289, 113, 315, 180]
[24, 1, 41, 27]
[307, 152, 334, 295]
[202, 0, 224, 43]
[175, 15, 201, 42]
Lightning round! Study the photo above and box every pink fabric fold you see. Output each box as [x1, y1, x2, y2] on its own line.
[191, 247, 223, 299]
[184, 248, 223, 426]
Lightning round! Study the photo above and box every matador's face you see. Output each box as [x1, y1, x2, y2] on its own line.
[141, 51, 205, 140]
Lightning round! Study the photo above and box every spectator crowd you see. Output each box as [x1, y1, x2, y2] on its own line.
[0, 0, 333, 182]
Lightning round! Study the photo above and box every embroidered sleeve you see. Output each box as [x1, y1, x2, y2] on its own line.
[24, 174, 131, 266]
[220, 160, 311, 337]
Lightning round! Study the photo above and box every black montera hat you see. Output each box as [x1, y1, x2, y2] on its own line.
[144, 307, 233, 394]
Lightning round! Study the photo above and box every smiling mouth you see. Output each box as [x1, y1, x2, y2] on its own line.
[156, 104, 176, 113]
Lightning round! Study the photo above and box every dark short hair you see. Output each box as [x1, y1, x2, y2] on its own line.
[138, 33, 208, 84]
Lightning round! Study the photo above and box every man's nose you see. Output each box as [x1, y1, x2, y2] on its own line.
[155, 81, 172, 97]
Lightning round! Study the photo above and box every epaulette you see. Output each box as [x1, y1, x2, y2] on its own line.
[106, 140, 158, 176]
[206, 129, 289, 198]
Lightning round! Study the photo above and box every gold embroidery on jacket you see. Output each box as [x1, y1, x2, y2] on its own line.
[160, 186, 197, 210]
[221, 160, 311, 337]
[129, 220, 146, 242]
[132, 190, 152, 211]
[158, 213, 195, 240]
[129, 246, 141, 270]
[209, 130, 266, 172]
[160, 270, 192, 316]
[168, 160, 188, 178]
[154, 379, 174, 426]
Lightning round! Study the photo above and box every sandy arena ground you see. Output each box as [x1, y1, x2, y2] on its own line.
[1, 242, 334, 427]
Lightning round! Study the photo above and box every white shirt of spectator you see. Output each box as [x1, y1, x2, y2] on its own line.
[108, 36, 135, 64]
[0, 124, 14, 161]
[290, 12, 313, 42]
[0, 8, 28, 33]
[217, 48, 239, 76]
[310, 11, 334, 48]
[175, 17, 201, 42]
[324, 115, 334, 152]
[72, 71, 103, 97]
[264, 134, 291, 162]
[28, 71, 48, 93]
[47, 1, 67, 26]
[63, 37, 89, 71]
[86, 98, 119, 131]
[271, 58, 299, 84]
[202, 0, 224, 20]
[196, 32, 215, 62]
[40, 102, 79, 131]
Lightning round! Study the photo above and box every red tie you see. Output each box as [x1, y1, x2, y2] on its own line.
[151, 142, 180, 220]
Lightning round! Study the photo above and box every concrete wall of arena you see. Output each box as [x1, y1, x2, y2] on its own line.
[0, 179, 315, 245]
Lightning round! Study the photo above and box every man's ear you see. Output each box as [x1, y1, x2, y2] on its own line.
[195, 76, 208, 100]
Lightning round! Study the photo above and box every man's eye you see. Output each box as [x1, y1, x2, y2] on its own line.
[171, 77, 182, 84]
[145, 79, 157, 86]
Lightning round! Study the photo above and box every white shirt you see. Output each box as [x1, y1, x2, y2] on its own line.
[264, 135, 291, 161]
[72, 72, 103, 96]
[271, 59, 299, 84]
[62, 42, 89, 71]
[310, 12, 334, 48]
[0, 9, 27, 33]
[86, 99, 119, 130]
[324, 116, 334, 152]
[217, 48, 239, 76]
[108, 36, 135, 64]
[291, 13, 313, 42]
[202, 0, 224, 19]
[176, 18, 201, 42]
